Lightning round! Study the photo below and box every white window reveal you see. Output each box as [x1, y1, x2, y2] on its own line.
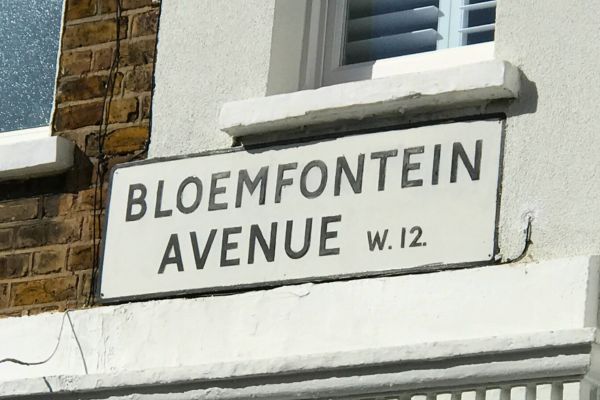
[0, 0, 63, 134]
[319, 0, 497, 86]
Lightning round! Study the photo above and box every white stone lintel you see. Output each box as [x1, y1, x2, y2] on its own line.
[219, 59, 521, 137]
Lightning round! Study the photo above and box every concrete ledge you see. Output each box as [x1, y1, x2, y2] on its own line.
[0, 256, 597, 398]
[0, 135, 74, 181]
[219, 60, 521, 137]
[0, 328, 596, 398]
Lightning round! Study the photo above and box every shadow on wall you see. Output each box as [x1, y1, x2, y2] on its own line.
[0, 148, 93, 201]
[507, 71, 538, 117]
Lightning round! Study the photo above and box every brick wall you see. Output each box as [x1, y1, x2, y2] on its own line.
[0, 0, 160, 317]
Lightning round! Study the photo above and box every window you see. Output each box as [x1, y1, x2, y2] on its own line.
[0, 0, 73, 182]
[0, 0, 63, 134]
[303, 0, 497, 87]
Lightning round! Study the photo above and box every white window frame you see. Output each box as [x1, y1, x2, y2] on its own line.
[0, 0, 73, 181]
[300, 0, 496, 89]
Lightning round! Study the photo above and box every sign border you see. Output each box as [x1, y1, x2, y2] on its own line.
[96, 115, 506, 304]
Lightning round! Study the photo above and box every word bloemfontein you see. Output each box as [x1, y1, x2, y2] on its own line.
[126, 141, 482, 220]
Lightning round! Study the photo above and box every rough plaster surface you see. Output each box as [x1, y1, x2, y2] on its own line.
[149, 0, 276, 156]
[494, 0, 600, 260]
[0, 257, 597, 386]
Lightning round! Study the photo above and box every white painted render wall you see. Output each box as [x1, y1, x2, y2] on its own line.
[494, 0, 600, 260]
[150, 0, 600, 263]
[150, 0, 276, 155]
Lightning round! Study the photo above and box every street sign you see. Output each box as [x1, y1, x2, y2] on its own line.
[99, 120, 503, 302]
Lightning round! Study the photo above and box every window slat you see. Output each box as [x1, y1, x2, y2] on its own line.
[345, 29, 439, 64]
[347, 6, 440, 42]
[459, 23, 495, 34]
[460, 1, 496, 11]
[348, 0, 438, 19]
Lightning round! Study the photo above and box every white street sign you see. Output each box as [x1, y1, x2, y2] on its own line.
[99, 120, 503, 301]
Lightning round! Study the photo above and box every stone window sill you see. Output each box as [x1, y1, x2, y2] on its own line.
[219, 59, 520, 138]
[0, 127, 74, 182]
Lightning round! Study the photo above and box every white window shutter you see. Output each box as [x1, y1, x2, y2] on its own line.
[440, 0, 497, 50]
[344, 0, 441, 64]
[459, 0, 496, 45]
[342, 0, 496, 66]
